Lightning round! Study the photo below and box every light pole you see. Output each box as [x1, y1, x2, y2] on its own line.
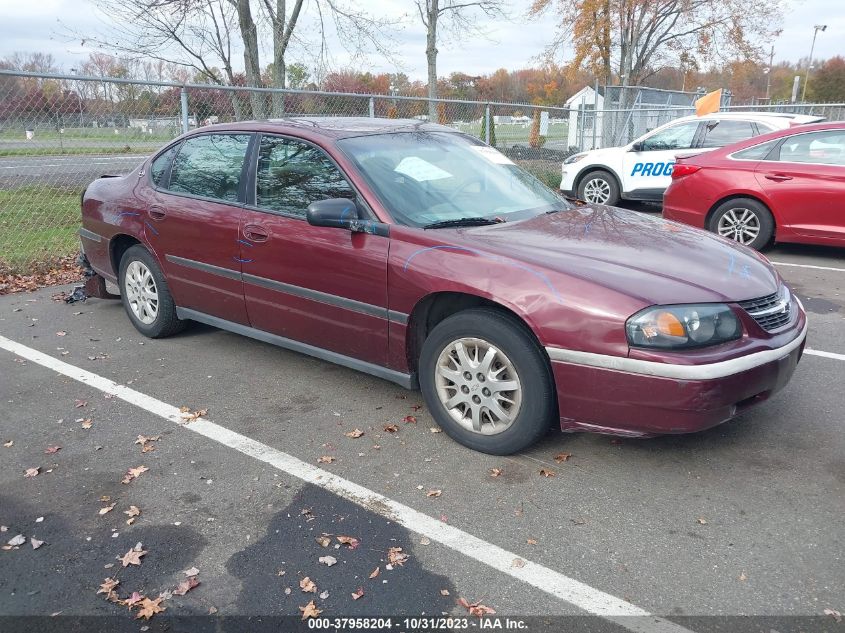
[764, 46, 774, 102]
[802, 24, 826, 102]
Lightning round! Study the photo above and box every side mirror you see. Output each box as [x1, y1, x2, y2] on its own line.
[306, 198, 358, 229]
[630, 141, 644, 152]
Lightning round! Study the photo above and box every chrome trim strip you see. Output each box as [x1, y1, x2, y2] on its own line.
[747, 299, 789, 318]
[176, 307, 417, 389]
[545, 322, 807, 380]
[78, 228, 103, 243]
[166, 254, 241, 281]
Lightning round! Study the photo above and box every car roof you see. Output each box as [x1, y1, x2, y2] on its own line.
[189, 117, 457, 140]
[673, 111, 825, 126]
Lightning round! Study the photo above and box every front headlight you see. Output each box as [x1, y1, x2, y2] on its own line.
[563, 153, 587, 165]
[626, 304, 742, 349]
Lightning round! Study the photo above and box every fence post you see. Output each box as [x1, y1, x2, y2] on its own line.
[180, 87, 189, 134]
[368, 97, 375, 118]
[484, 105, 491, 144]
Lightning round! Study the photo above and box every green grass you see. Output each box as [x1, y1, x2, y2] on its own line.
[0, 127, 177, 142]
[0, 186, 81, 273]
[0, 146, 154, 158]
[452, 121, 569, 145]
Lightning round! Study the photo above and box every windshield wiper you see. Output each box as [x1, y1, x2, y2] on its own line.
[423, 217, 503, 229]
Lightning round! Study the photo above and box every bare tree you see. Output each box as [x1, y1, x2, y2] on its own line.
[416, 0, 505, 120]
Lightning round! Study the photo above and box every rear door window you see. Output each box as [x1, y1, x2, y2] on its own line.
[167, 134, 251, 203]
[699, 120, 756, 148]
[774, 131, 845, 165]
[150, 144, 180, 187]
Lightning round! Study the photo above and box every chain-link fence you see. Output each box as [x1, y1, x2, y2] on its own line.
[1, 69, 843, 273]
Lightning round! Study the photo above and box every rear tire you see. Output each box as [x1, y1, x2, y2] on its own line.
[118, 245, 185, 338]
[708, 198, 774, 250]
[419, 308, 556, 455]
[577, 170, 620, 206]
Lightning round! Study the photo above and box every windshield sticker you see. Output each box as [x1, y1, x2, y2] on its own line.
[394, 157, 452, 182]
[471, 146, 515, 165]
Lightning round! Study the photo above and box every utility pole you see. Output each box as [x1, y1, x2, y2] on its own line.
[765, 46, 774, 101]
[802, 24, 826, 102]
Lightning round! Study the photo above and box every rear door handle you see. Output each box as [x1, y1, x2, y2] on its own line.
[764, 174, 793, 182]
[243, 224, 269, 242]
[148, 205, 166, 220]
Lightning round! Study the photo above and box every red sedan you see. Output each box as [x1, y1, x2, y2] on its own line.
[80, 119, 806, 454]
[663, 121, 845, 249]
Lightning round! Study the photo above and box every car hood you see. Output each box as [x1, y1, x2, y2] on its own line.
[453, 205, 779, 306]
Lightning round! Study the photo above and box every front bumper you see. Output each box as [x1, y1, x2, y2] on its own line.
[546, 323, 807, 436]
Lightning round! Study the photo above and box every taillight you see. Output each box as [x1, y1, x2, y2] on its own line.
[671, 164, 701, 179]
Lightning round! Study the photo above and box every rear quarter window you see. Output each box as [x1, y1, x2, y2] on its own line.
[150, 144, 179, 187]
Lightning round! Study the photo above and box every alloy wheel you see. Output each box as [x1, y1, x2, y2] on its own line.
[124, 260, 159, 325]
[582, 177, 611, 204]
[434, 337, 522, 435]
[717, 208, 761, 245]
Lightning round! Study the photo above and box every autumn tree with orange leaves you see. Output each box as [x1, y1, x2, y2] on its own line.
[530, 0, 785, 91]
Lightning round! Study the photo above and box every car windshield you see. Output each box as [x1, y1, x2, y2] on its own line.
[337, 131, 570, 227]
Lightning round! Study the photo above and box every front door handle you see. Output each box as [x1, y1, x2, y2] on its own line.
[243, 224, 269, 242]
[148, 205, 166, 220]
[764, 174, 793, 182]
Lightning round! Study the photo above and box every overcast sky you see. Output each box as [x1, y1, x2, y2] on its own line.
[0, 0, 842, 81]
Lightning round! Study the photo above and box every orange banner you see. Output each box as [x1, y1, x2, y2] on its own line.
[695, 89, 722, 116]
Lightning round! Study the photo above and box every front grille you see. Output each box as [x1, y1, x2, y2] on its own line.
[738, 289, 791, 331]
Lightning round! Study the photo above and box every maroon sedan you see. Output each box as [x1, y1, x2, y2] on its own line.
[79, 119, 806, 454]
[663, 121, 845, 249]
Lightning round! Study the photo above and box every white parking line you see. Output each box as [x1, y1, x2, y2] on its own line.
[805, 348, 845, 361]
[0, 333, 691, 633]
[772, 261, 845, 273]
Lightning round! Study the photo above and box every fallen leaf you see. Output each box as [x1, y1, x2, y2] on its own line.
[319, 590, 329, 600]
[124, 592, 144, 607]
[121, 466, 149, 484]
[440, 589, 450, 596]
[180, 408, 208, 423]
[301, 508, 316, 521]
[315, 535, 331, 548]
[419, 537, 431, 546]
[823, 609, 842, 623]
[2, 440, 12, 448]
[553, 452, 572, 463]
[344, 428, 365, 438]
[387, 546, 409, 566]
[97, 578, 119, 595]
[44, 445, 61, 454]
[7, 534, 26, 547]
[99, 503, 117, 516]
[319, 556, 337, 567]
[81, 418, 93, 429]
[429, 427, 442, 433]
[135, 597, 165, 620]
[124, 506, 141, 520]
[74, 399, 88, 408]
[24, 467, 40, 478]
[739, 571, 747, 581]
[403, 415, 417, 424]
[512, 558, 525, 568]
[277, 569, 286, 576]
[369, 567, 380, 579]
[351, 587, 364, 600]
[426, 489, 442, 497]
[173, 577, 200, 596]
[383, 424, 399, 433]
[458, 597, 497, 617]
[317, 455, 335, 464]
[336, 535, 360, 549]
[299, 600, 322, 620]
[56, 331, 67, 336]
[120, 546, 147, 567]
[697, 517, 708, 525]
[526, 538, 537, 545]
[539, 468, 556, 478]
[412, 404, 423, 411]
[182, 566, 200, 577]
[300, 577, 317, 593]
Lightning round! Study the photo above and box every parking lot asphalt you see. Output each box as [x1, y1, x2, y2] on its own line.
[0, 241, 843, 632]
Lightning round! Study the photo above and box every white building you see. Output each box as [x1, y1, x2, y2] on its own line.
[565, 86, 604, 150]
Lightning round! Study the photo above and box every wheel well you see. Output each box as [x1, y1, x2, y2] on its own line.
[575, 167, 620, 194]
[405, 292, 542, 373]
[705, 194, 775, 233]
[110, 234, 141, 276]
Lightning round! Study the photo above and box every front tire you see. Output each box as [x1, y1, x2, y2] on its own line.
[119, 245, 185, 338]
[577, 170, 620, 206]
[709, 198, 774, 250]
[419, 308, 556, 455]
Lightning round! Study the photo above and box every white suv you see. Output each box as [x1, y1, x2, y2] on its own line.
[560, 112, 824, 206]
